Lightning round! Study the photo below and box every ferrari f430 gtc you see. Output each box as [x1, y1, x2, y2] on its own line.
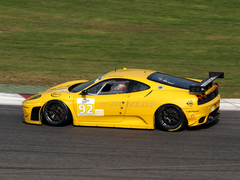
[22, 68, 224, 131]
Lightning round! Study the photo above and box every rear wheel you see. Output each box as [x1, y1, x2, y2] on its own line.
[156, 105, 187, 131]
[43, 100, 71, 126]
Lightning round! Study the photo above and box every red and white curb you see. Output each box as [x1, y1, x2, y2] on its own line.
[0, 93, 33, 106]
[0, 92, 240, 111]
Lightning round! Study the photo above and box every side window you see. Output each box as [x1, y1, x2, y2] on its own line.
[131, 81, 150, 92]
[87, 81, 105, 94]
[87, 79, 130, 95]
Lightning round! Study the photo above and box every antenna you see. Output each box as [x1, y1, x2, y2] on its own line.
[115, 49, 124, 72]
[115, 58, 120, 72]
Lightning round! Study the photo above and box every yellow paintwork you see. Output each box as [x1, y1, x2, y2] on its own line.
[22, 69, 221, 129]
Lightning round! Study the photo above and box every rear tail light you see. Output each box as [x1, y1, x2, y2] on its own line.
[215, 83, 219, 88]
[202, 94, 206, 99]
[197, 95, 202, 101]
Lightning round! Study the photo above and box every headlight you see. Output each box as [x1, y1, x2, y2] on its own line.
[28, 94, 41, 101]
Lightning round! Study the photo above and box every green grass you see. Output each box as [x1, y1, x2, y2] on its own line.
[0, 0, 240, 97]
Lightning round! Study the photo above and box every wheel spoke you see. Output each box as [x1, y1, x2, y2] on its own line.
[173, 114, 180, 121]
[158, 105, 184, 130]
[163, 112, 168, 117]
[44, 102, 67, 124]
[171, 119, 178, 125]
[165, 108, 170, 114]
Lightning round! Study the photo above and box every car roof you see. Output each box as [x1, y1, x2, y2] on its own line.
[104, 68, 156, 82]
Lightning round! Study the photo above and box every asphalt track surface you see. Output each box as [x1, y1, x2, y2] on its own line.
[0, 105, 239, 180]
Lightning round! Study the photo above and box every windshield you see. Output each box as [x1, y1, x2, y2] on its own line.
[70, 74, 105, 93]
[147, 72, 199, 89]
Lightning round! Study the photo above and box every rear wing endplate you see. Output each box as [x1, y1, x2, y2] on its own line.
[189, 72, 224, 93]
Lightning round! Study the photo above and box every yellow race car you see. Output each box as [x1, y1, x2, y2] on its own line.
[22, 68, 224, 131]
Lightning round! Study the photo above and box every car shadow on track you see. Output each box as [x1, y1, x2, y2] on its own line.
[186, 119, 219, 131]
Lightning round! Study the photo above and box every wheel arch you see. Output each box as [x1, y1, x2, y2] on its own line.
[154, 103, 188, 131]
[41, 99, 73, 125]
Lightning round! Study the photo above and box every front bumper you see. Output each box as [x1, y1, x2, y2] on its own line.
[22, 103, 42, 125]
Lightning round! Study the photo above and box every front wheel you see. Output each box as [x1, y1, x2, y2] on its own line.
[156, 105, 187, 131]
[43, 100, 71, 126]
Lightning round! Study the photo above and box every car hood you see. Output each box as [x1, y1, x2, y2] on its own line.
[42, 80, 88, 94]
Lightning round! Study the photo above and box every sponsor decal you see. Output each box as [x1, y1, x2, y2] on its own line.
[125, 102, 158, 108]
[82, 99, 90, 103]
[210, 101, 219, 112]
[186, 100, 193, 107]
[95, 109, 104, 116]
[51, 92, 62, 97]
[100, 101, 108, 107]
[190, 114, 195, 119]
[77, 98, 95, 104]
[211, 106, 215, 112]
[201, 76, 217, 87]
[158, 85, 163, 90]
[24, 114, 29, 118]
[187, 110, 199, 112]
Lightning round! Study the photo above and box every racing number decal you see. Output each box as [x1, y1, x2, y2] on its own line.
[77, 98, 95, 116]
[79, 104, 94, 114]
[77, 98, 104, 116]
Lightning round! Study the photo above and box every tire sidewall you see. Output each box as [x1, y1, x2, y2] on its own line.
[43, 100, 70, 126]
[156, 104, 187, 131]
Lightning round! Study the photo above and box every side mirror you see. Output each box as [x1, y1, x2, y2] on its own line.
[80, 90, 88, 95]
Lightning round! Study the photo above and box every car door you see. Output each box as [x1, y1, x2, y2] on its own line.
[125, 81, 157, 116]
[74, 79, 130, 123]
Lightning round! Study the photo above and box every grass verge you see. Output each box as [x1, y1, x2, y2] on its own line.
[0, 0, 239, 97]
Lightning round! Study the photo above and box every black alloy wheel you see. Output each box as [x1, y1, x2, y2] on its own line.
[43, 100, 71, 126]
[156, 105, 187, 131]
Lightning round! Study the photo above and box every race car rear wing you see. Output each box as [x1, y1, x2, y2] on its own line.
[189, 72, 224, 93]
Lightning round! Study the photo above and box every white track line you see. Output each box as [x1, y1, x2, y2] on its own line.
[220, 99, 240, 111]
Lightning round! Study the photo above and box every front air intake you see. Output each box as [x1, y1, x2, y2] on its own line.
[198, 116, 206, 123]
[31, 107, 41, 121]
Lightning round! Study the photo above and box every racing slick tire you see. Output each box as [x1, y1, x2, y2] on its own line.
[156, 104, 187, 131]
[43, 100, 71, 126]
